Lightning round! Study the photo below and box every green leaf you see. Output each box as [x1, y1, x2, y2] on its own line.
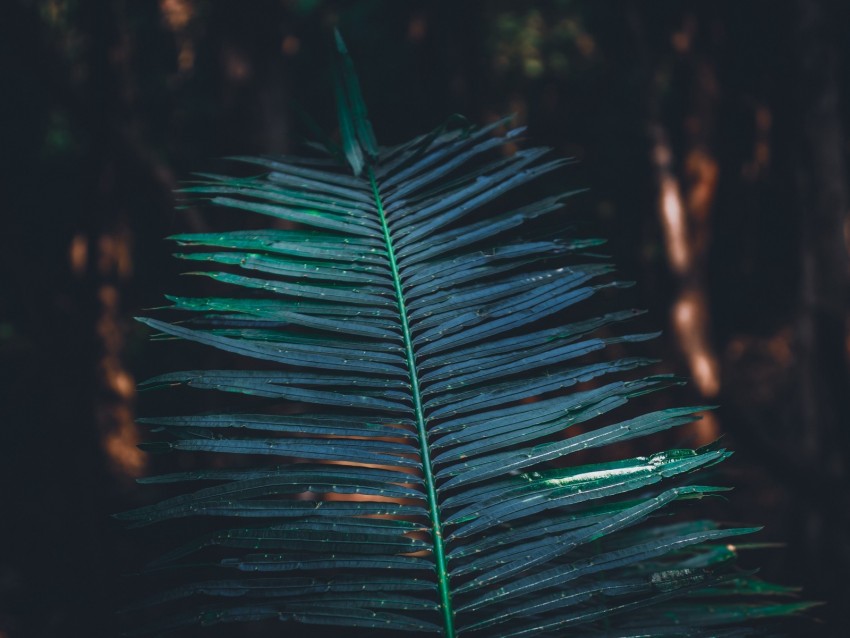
[124, 31, 808, 638]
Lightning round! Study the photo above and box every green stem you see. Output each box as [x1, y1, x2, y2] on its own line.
[369, 168, 455, 638]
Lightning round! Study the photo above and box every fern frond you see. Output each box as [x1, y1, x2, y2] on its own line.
[122, 31, 813, 637]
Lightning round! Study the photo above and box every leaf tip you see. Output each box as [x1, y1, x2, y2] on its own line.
[333, 27, 348, 53]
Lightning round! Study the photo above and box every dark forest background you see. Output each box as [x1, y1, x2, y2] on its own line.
[2, 0, 849, 636]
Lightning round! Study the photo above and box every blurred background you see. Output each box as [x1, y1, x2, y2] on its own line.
[1, 0, 849, 636]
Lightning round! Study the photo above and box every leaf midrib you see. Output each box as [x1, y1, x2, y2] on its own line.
[369, 168, 455, 638]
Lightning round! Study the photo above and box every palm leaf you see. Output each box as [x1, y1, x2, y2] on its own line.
[121, 31, 813, 636]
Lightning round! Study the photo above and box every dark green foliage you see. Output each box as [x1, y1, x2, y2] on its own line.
[122, 32, 812, 636]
